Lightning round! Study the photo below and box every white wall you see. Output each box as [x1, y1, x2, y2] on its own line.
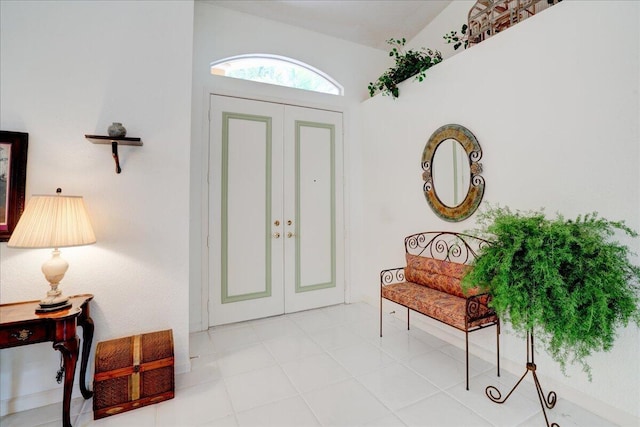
[358, 1, 639, 424]
[189, 2, 392, 331]
[0, 0, 194, 415]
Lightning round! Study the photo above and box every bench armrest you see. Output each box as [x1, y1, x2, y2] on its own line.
[380, 267, 405, 287]
[465, 292, 496, 322]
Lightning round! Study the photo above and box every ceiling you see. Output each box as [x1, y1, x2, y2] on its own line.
[204, 1, 453, 50]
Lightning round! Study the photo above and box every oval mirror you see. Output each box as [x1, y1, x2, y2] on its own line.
[432, 138, 470, 208]
[422, 124, 484, 222]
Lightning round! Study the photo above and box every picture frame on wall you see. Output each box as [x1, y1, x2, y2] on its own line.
[0, 131, 29, 242]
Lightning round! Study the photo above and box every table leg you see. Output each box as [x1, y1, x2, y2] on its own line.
[78, 314, 94, 398]
[53, 336, 79, 427]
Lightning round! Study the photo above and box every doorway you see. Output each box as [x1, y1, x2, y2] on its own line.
[208, 95, 344, 326]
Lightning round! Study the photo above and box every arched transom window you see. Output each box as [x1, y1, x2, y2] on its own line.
[211, 54, 343, 96]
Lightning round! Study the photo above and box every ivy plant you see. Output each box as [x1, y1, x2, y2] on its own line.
[443, 24, 469, 51]
[462, 206, 640, 378]
[368, 38, 442, 99]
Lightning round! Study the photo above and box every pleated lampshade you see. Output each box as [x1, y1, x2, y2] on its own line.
[8, 194, 96, 249]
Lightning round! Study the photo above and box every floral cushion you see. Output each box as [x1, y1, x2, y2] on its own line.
[404, 254, 480, 297]
[381, 282, 496, 331]
[406, 254, 469, 279]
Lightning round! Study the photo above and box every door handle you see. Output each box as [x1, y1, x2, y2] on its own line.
[287, 232, 295, 238]
[273, 232, 281, 239]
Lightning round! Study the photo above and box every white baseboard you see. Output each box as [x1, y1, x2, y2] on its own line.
[175, 360, 191, 376]
[190, 321, 205, 333]
[2, 361, 192, 418]
[1, 387, 67, 417]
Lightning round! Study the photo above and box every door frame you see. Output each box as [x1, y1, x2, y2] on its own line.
[197, 87, 351, 330]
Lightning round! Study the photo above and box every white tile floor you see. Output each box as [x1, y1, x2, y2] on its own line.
[1, 303, 620, 427]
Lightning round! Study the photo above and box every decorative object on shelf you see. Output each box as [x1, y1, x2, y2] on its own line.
[107, 122, 127, 138]
[421, 124, 484, 222]
[462, 206, 640, 427]
[7, 188, 96, 313]
[0, 130, 28, 242]
[445, 0, 562, 50]
[368, 38, 442, 98]
[85, 134, 143, 174]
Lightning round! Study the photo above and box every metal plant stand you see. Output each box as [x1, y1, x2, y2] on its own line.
[485, 331, 559, 427]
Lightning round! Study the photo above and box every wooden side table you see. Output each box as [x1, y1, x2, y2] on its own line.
[0, 294, 94, 427]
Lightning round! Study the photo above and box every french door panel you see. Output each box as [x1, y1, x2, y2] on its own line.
[209, 95, 284, 325]
[283, 106, 344, 313]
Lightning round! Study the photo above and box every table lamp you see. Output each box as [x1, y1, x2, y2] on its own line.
[7, 188, 96, 313]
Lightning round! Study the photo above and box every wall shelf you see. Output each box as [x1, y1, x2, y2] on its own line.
[85, 135, 143, 146]
[85, 134, 143, 174]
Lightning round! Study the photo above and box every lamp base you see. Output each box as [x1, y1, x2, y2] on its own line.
[36, 248, 72, 313]
[36, 297, 72, 313]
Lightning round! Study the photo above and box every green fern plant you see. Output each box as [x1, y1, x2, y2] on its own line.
[462, 206, 640, 378]
[368, 38, 442, 99]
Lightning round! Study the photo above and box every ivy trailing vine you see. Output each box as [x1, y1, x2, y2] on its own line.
[368, 38, 442, 99]
[462, 206, 640, 378]
[443, 24, 469, 51]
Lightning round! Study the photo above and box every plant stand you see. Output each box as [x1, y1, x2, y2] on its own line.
[485, 331, 559, 427]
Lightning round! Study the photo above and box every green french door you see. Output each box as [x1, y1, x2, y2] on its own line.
[208, 95, 344, 326]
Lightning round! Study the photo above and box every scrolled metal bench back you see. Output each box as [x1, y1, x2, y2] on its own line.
[404, 231, 490, 265]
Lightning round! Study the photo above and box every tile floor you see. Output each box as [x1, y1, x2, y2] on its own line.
[1, 303, 619, 426]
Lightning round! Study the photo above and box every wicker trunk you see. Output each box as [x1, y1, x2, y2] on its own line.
[93, 329, 174, 419]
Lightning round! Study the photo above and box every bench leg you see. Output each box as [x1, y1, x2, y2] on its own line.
[380, 296, 383, 337]
[496, 320, 501, 377]
[407, 307, 410, 330]
[465, 331, 470, 391]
